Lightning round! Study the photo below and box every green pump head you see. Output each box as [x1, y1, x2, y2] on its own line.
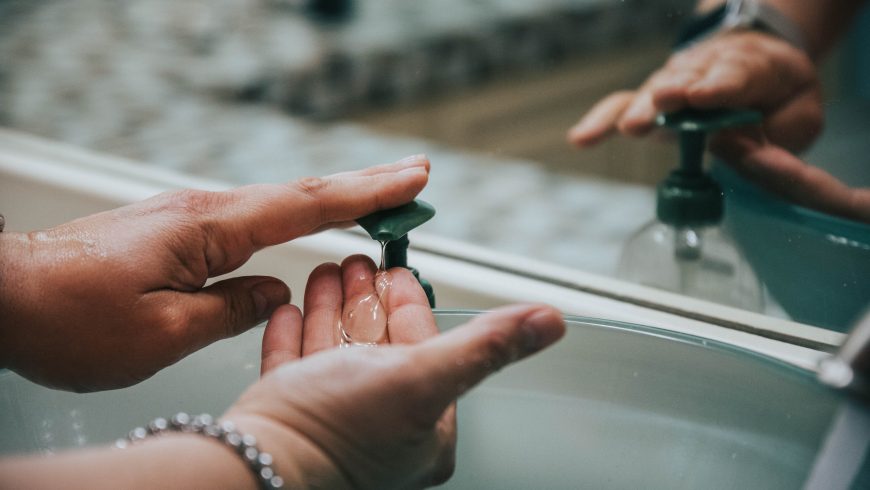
[655, 109, 762, 227]
[356, 199, 436, 307]
[356, 199, 436, 243]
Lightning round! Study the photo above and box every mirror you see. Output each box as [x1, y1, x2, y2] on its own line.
[1, 0, 868, 332]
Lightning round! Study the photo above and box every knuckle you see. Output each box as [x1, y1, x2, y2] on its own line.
[153, 189, 236, 230]
[165, 189, 214, 214]
[152, 301, 191, 337]
[221, 287, 253, 336]
[291, 177, 330, 224]
[293, 176, 329, 198]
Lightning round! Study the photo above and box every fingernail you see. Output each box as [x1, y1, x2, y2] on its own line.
[252, 281, 290, 320]
[396, 154, 428, 167]
[521, 309, 565, 353]
[399, 166, 428, 176]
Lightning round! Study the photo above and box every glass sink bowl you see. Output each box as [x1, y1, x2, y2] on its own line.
[0, 312, 842, 489]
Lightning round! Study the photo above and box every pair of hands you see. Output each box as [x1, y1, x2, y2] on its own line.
[0, 153, 567, 489]
[568, 30, 870, 223]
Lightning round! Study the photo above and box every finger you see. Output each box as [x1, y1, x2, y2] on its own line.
[184, 156, 430, 275]
[330, 154, 430, 179]
[651, 68, 705, 113]
[567, 91, 635, 147]
[307, 220, 357, 236]
[408, 304, 565, 424]
[261, 304, 303, 375]
[711, 138, 870, 223]
[170, 276, 290, 352]
[709, 127, 767, 159]
[760, 88, 824, 153]
[683, 60, 757, 108]
[229, 156, 429, 245]
[617, 88, 658, 136]
[340, 254, 378, 303]
[382, 267, 438, 344]
[302, 262, 343, 355]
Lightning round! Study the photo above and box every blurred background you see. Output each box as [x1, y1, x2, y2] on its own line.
[1, 0, 868, 326]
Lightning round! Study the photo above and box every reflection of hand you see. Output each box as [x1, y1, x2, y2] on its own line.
[225, 255, 566, 489]
[0, 157, 430, 391]
[711, 130, 870, 223]
[568, 31, 822, 153]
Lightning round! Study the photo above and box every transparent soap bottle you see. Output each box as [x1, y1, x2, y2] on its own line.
[617, 109, 764, 312]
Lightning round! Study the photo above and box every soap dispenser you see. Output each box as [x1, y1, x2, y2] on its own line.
[617, 109, 764, 311]
[356, 199, 436, 307]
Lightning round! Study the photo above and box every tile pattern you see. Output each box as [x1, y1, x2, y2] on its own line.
[0, 0, 663, 276]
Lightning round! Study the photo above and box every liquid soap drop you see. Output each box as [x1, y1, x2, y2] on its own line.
[339, 241, 392, 347]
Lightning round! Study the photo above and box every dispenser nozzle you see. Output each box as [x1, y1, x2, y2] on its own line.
[356, 199, 436, 307]
[655, 109, 762, 227]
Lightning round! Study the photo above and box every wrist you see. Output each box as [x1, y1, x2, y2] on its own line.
[226, 414, 350, 490]
[678, 0, 809, 56]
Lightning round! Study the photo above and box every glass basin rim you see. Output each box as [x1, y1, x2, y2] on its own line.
[433, 309, 819, 381]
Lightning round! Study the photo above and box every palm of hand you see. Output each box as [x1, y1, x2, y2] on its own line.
[228, 256, 456, 489]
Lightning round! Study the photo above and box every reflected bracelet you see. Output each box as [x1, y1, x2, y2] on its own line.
[116, 412, 284, 489]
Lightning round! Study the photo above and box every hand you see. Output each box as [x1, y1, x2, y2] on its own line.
[711, 131, 870, 223]
[567, 31, 823, 153]
[0, 156, 430, 391]
[224, 255, 566, 489]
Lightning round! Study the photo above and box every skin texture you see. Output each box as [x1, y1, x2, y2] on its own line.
[0, 155, 431, 391]
[0, 259, 566, 490]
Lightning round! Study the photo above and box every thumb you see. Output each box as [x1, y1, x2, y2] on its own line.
[709, 128, 766, 163]
[712, 141, 870, 223]
[182, 276, 290, 349]
[407, 304, 565, 424]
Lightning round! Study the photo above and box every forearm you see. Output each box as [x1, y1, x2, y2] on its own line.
[0, 434, 258, 490]
[0, 414, 342, 490]
[696, 0, 867, 60]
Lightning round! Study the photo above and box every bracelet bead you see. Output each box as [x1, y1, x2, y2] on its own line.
[117, 412, 284, 489]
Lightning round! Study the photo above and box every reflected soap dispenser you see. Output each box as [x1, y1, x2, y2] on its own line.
[617, 109, 764, 311]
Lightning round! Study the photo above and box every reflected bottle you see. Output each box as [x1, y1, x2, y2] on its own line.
[617, 109, 764, 312]
[618, 221, 763, 311]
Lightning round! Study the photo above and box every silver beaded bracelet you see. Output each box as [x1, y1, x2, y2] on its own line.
[116, 412, 284, 489]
